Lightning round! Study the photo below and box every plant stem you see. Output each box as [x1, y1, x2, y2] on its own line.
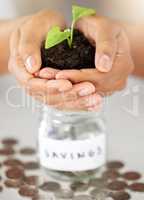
[70, 21, 75, 48]
[67, 37, 71, 48]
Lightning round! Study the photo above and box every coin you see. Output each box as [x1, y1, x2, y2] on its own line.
[39, 181, 61, 192]
[0, 148, 15, 156]
[90, 188, 109, 198]
[128, 183, 144, 192]
[102, 170, 120, 180]
[122, 171, 141, 181]
[72, 195, 92, 200]
[20, 147, 36, 155]
[32, 194, 40, 200]
[23, 176, 38, 186]
[107, 181, 127, 191]
[32, 194, 42, 200]
[109, 191, 131, 200]
[24, 161, 40, 170]
[4, 179, 23, 188]
[89, 178, 106, 188]
[2, 138, 18, 146]
[55, 188, 74, 199]
[6, 167, 24, 179]
[3, 158, 23, 167]
[71, 181, 89, 192]
[18, 185, 38, 197]
[95, 190, 108, 200]
[107, 161, 124, 169]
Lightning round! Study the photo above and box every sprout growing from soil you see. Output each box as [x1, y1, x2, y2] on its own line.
[45, 5, 96, 49]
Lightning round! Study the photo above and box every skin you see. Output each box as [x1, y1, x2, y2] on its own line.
[8, 10, 101, 111]
[0, 17, 29, 74]
[55, 16, 134, 94]
[0, 10, 143, 111]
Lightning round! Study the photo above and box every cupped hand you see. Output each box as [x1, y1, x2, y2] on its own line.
[36, 68, 102, 111]
[9, 10, 103, 111]
[55, 16, 134, 94]
[8, 10, 71, 108]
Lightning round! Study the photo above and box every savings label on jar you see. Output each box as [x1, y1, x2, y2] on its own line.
[38, 133, 106, 171]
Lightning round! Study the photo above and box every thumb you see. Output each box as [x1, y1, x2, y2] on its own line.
[19, 11, 66, 74]
[76, 16, 118, 72]
[95, 34, 117, 72]
[19, 36, 42, 74]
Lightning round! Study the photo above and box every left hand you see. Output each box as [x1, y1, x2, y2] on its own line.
[55, 16, 134, 94]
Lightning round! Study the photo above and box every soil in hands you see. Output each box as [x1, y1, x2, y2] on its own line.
[41, 30, 96, 70]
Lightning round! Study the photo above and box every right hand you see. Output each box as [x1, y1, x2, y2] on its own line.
[9, 10, 102, 111]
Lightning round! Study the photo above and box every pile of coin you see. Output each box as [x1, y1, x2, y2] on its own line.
[0, 137, 144, 200]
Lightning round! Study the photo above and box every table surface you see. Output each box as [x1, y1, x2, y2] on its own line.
[0, 75, 144, 200]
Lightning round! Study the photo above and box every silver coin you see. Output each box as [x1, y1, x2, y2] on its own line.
[90, 188, 109, 200]
[39, 181, 61, 192]
[73, 170, 96, 178]
[89, 178, 106, 189]
[72, 195, 93, 200]
[90, 188, 102, 197]
[71, 181, 89, 192]
[55, 188, 74, 199]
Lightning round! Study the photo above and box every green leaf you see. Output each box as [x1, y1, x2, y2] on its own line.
[70, 5, 96, 47]
[72, 5, 96, 23]
[45, 26, 71, 49]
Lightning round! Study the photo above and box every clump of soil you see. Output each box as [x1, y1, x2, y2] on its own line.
[41, 30, 95, 70]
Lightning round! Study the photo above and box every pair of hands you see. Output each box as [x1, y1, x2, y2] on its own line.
[9, 10, 134, 111]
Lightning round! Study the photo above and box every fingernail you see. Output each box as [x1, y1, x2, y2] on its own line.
[78, 87, 95, 97]
[85, 94, 102, 107]
[85, 98, 99, 107]
[97, 54, 112, 72]
[25, 56, 36, 72]
[47, 80, 72, 92]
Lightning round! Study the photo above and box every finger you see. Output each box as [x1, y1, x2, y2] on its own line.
[9, 29, 36, 87]
[9, 55, 33, 87]
[28, 86, 76, 106]
[10, 53, 72, 96]
[31, 82, 96, 108]
[9, 29, 20, 73]
[56, 69, 101, 84]
[75, 93, 102, 108]
[95, 37, 117, 73]
[9, 29, 20, 57]
[54, 93, 102, 111]
[53, 82, 95, 104]
[76, 16, 119, 72]
[19, 11, 66, 74]
[19, 30, 42, 74]
[27, 79, 73, 96]
[37, 67, 60, 79]
[65, 82, 95, 97]
[46, 80, 72, 92]
[35, 82, 95, 106]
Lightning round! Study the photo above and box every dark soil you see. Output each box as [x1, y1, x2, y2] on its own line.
[41, 30, 95, 70]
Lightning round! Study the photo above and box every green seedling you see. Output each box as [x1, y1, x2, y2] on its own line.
[45, 5, 96, 49]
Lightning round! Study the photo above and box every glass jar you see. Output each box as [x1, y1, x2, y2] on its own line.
[38, 106, 107, 181]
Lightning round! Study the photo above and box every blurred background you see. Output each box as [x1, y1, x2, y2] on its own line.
[1, 0, 144, 22]
[0, 1, 144, 199]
